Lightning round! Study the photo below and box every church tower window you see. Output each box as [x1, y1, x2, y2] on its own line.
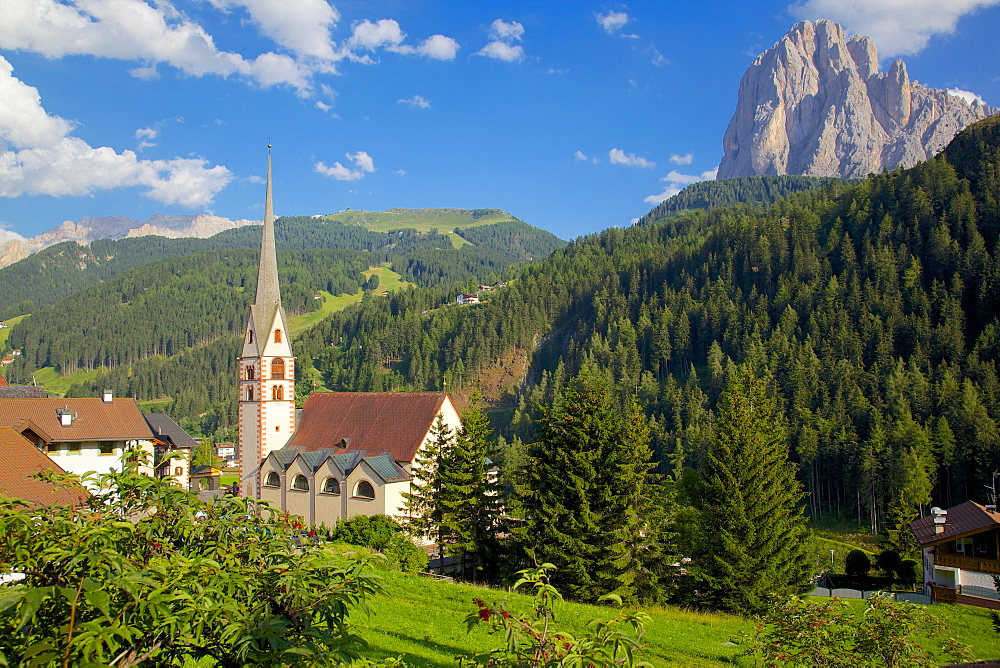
[248, 330, 254, 344]
[274, 329, 282, 343]
[246, 365, 255, 380]
[271, 358, 285, 379]
[247, 387, 254, 401]
[272, 386, 284, 401]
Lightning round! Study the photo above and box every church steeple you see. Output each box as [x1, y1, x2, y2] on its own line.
[238, 144, 296, 497]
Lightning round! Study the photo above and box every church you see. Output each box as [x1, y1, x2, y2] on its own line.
[238, 149, 462, 523]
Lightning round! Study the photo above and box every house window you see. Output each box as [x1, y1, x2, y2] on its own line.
[322, 478, 340, 495]
[274, 329, 282, 343]
[354, 480, 375, 499]
[247, 387, 254, 401]
[291, 474, 309, 491]
[271, 358, 285, 379]
[99, 442, 114, 455]
[264, 472, 280, 487]
[68, 442, 81, 453]
[955, 537, 973, 554]
[246, 366, 255, 380]
[174, 466, 183, 476]
[46, 443, 59, 454]
[272, 385, 284, 401]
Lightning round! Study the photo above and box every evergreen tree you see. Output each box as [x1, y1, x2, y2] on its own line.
[693, 367, 812, 614]
[516, 368, 671, 602]
[402, 415, 453, 563]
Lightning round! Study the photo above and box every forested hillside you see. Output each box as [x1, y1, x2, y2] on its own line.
[0, 215, 563, 319]
[637, 174, 839, 226]
[292, 115, 1000, 532]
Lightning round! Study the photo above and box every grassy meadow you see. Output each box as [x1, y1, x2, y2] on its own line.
[0, 314, 27, 352]
[289, 264, 414, 336]
[348, 568, 1000, 666]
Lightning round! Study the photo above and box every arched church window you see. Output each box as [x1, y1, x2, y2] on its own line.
[272, 385, 284, 401]
[322, 478, 340, 494]
[271, 358, 285, 379]
[354, 480, 375, 499]
[264, 472, 280, 487]
[291, 474, 309, 491]
[246, 365, 255, 380]
[274, 329, 282, 343]
[247, 387, 254, 401]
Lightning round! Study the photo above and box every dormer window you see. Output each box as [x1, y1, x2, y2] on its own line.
[274, 329, 282, 343]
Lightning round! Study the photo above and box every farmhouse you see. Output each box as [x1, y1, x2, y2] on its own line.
[0, 392, 156, 480]
[456, 293, 479, 305]
[911, 501, 1000, 609]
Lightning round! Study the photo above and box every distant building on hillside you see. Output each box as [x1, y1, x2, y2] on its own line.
[456, 293, 479, 305]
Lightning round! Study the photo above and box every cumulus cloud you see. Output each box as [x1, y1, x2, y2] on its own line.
[643, 168, 718, 204]
[947, 87, 988, 105]
[135, 126, 158, 150]
[596, 11, 630, 34]
[208, 0, 340, 60]
[0, 223, 26, 244]
[609, 148, 655, 168]
[0, 56, 231, 206]
[788, 0, 1000, 57]
[477, 18, 525, 62]
[574, 150, 599, 163]
[347, 19, 459, 60]
[398, 95, 431, 109]
[669, 152, 694, 165]
[315, 151, 376, 181]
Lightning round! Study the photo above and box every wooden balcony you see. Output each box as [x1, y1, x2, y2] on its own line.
[934, 552, 1000, 574]
[931, 585, 957, 604]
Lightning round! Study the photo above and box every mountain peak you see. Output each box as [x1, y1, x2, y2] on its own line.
[718, 19, 997, 179]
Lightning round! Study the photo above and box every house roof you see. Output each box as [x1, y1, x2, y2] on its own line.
[0, 374, 7, 387]
[285, 392, 448, 463]
[910, 500, 1000, 546]
[264, 448, 409, 483]
[0, 397, 154, 443]
[143, 413, 197, 448]
[0, 386, 46, 399]
[0, 427, 88, 508]
[364, 454, 410, 482]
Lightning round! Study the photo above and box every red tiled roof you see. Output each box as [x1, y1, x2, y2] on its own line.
[286, 392, 448, 462]
[0, 397, 154, 443]
[911, 500, 1000, 546]
[0, 374, 8, 387]
[0, 427, 88, 508]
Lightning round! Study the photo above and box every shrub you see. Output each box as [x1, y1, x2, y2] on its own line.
[896, 559, 919, 589]
[329, 514, 428, 573]
[845, 549, 872, 578]
[876, 549, 902, 578]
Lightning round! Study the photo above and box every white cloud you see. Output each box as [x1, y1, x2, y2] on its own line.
[0, 223, 26, 244]
[489, 19, 525, 42]
[574, 150, 599, 163]
[643, 168, 718, 204]
[477, 18, 525, 62]
[596, 11, 629, 34]
[315, 100, 332, 112]
[398, 94, 431, 109]
[408, 34, 460, 60]
[0, 0, 315, 92]
[609, 148, 655, 168]
[395, 169, 407, 176]
[947, 87, 987, 105]
[348, 18, 406, 51]
[788, 0, 1000, 57]
[0, 56, 231, 206]
[477, 41, 524, 62]
[207, 0, 340, 60]
[315, 151, 376, 181]
[135, 126, 158, 150]
[670, 152, 694, 165]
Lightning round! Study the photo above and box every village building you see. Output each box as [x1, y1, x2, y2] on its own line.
[0, 392, 155, 481]
[456, 293, 479, 305]
[911, 501, 1000, 609]
[144, 412, 197, 489]
[239, 150, 463, 522]
[0, 427, 88, 508]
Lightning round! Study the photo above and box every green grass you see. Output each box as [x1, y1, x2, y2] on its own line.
[32, 366, 103, 396]
[289, 265, 414, 336]
[321, 208, 518, 234]
[355, 571, 747, 666]
[0, 314, 28, 352]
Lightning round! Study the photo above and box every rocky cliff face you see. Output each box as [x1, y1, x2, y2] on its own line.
[718, 19, 997, 179]
[0, 213, 260, 269]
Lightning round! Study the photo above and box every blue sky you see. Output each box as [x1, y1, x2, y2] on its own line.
[0, 0, 998, 243]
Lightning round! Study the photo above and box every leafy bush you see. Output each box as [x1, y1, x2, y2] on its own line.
[845, 549, 872, 578]
[897, 559, 919, 589]
[329, 514, 428, 573]
[876, 549, 902, 578]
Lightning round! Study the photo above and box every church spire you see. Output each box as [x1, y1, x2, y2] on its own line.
[254, 144, 281, 317]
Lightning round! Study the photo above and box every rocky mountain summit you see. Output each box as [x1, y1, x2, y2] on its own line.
[0, 213, 259, 269]
[718, 19, 997, 179]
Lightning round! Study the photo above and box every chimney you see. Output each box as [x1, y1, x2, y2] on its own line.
[58, 408, 73, 427]
[102, 389, 113, 403]
[931, 507, 948, 534]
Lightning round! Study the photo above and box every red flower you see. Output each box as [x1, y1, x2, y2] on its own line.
[478, 608, 492, 621]
[501, 610, 511, 618]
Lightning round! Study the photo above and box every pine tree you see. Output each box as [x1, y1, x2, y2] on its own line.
[402, 414, 452, 563]
[693, 367, 812, 614]
[517, 368, 671, 602]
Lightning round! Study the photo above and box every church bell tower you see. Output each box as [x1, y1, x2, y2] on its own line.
[239, 145, 295, 497]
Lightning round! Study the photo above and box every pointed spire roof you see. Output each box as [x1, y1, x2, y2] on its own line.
[255, 147, 281, 315]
